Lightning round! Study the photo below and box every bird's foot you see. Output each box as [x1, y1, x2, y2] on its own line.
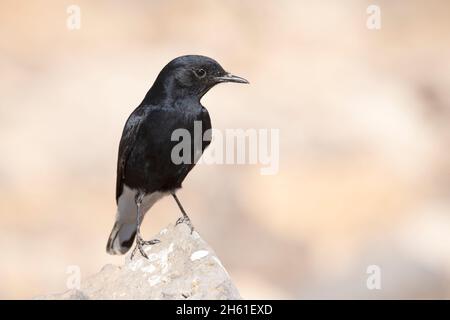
[130, 235, 160, 260]
[141, 238, 161, 246]
[176, 215, 195, 234]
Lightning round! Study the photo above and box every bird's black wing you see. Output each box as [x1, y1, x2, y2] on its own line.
[115, 107, 147, 203]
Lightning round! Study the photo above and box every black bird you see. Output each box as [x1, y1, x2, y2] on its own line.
[106, 55, 248, 259]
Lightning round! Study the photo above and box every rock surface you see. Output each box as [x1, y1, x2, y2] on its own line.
[39, 223, 240, 300]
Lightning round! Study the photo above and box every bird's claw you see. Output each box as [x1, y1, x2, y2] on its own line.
[130, 236, 160, 260]
[176, 216, 195, 234]
[142, 239, 160, 246]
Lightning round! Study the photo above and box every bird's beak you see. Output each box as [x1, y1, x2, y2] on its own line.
[215, 73, 249, 84]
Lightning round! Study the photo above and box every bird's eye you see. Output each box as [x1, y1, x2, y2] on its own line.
[194, 68, 206, 78]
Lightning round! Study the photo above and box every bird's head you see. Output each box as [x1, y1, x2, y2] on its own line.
[147, 55, 249, 103]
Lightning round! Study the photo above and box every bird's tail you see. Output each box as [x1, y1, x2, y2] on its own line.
[106, 221, 136, 255]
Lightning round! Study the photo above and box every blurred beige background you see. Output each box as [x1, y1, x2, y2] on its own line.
[1, 0, 450, 299]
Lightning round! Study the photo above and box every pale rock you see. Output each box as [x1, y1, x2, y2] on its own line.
[38, 224, 240, 300]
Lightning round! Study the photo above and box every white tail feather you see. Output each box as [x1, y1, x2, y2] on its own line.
[106, 185, 168, 255]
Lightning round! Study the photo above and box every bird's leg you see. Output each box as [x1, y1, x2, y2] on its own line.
[130, 192, 147, 259]
[130, 192, 160, 260]
[172, 192, 194, 233]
